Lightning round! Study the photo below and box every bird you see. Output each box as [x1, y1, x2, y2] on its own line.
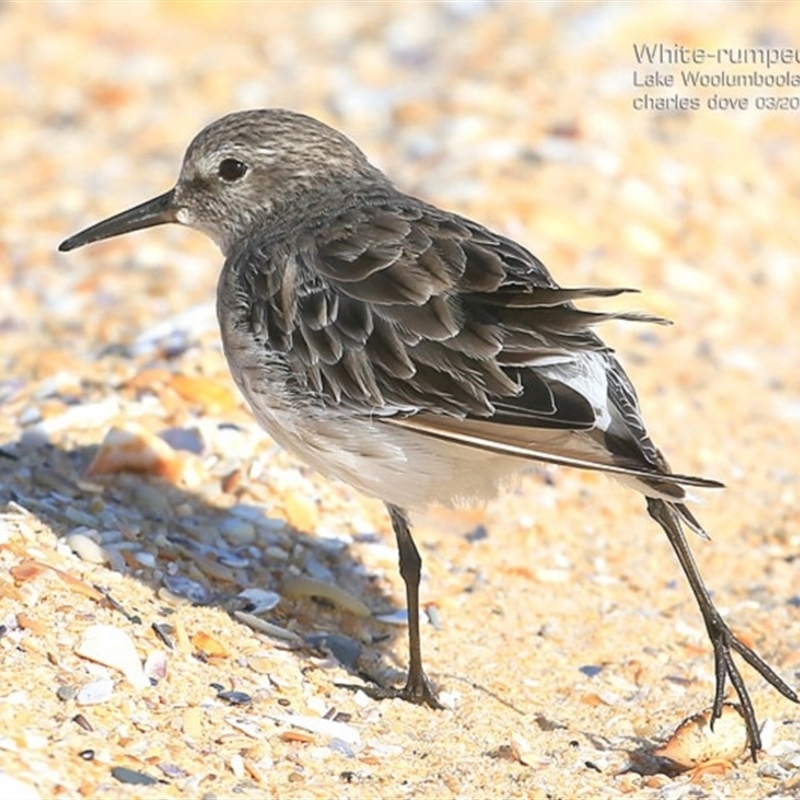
[59, 108, 797, 759]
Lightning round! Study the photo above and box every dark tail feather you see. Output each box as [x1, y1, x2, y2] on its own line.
[675, 502, 711, 541]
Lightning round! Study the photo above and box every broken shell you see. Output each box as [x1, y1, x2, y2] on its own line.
[143, 650, 168, 682]
[75, 624, 149, 689]
[510, 732, 536, 766]
[86, 423, 184, 482]
[233, 611, 303, 643]
[653, 702, 748, 769]
[267, 711, 361, 745]
[282, 576, 370, 618]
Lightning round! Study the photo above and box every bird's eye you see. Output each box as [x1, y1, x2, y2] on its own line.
[217, 158, 249, 182]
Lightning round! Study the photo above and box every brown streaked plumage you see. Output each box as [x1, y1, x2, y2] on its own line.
[59, 109, 797, 758]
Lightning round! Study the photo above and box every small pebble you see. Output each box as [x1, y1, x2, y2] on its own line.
[464, 524, 488, 543]
[157, 763, 190, 780]
[62, 505, 99, 527]
[263, 544, 290, 561]
[159, 426, 205, 454]
[133, 550, 156, 568]
[262, 517, 289, 532]
[217, 690, 252, 706]
[315, 526, 352, 550]
[238, 588, 281, 614]
[76, 678, 115, 706]
[162, 574, 215, 605]
[97, 528, 125, 544]
[303, 555, 335, 583]
[217, 551, 250, 569]
[132, 483, 172, 518]
[305, 632, 362, 671]
[19, 426, 50, 448]
[111, 766, 159, 786]
[56, 685, 76, 701]
[220, 517, 257, 545]
[64, 532, 109, 565]
[18, 405, 43, 426]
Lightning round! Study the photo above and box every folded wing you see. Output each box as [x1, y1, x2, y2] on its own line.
[235, 196, 722, 524]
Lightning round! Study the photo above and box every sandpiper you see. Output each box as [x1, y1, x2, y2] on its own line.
[60, 109, 798, 758]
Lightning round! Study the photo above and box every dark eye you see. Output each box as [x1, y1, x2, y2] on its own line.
[217, 158, 249, 182]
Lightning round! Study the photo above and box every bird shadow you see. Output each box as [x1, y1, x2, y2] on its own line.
[0, 432, 420, 702]
[0, 435, 708, 777]
[0, 432, 685, 768]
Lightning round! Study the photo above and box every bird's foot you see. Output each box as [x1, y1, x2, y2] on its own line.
[705, 613, 798, 760]
[337, 670, 444, 710]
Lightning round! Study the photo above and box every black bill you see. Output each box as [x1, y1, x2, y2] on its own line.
[59, 189, 178, 252]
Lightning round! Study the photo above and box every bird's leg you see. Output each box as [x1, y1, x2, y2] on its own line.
[647, 498, 798, 760]
[386, 503, 443, 708]
[336, 504, 443, 708]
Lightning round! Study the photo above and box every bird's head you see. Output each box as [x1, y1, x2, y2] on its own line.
[60, 109, 385, 255]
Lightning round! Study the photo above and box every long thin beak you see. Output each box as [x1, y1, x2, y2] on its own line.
[59, 189, 179, 252]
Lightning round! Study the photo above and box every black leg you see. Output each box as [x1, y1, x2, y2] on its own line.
[336, 504, 443, 708]
[386, 503, 443, 708]
[647, 498, 798, 760]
